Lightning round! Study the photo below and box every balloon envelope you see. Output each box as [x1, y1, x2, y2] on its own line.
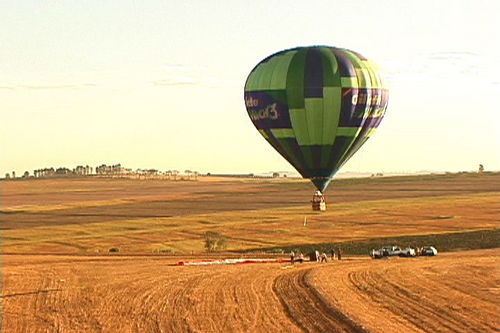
[244, 46, 389, 192]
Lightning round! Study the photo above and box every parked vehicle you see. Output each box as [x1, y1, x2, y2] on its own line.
[371, 246, 399, 259]
[370, 248, 385, 259]
[420, 246, 438, 256]
[371, 245, 417, 259]
[399, 247, 416, 257]
[371, 245, 436, 259]
[386, 245, 403, 256]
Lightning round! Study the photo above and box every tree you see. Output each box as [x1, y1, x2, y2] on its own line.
[204, 231, 227, 252]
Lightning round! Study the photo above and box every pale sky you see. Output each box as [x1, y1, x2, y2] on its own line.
[1, 0, 499, 176]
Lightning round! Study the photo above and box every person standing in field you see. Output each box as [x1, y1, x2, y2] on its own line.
[337, 247, 342, 260]
[321, 252, 328, 263]
[315, 250, 320, 262]
[330, 248, 335, 260]
[290, 250, 295, 264]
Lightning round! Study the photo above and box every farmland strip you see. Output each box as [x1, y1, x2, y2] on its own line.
[273, 267, 367, 333]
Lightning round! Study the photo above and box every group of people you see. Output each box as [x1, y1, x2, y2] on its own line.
[289, 251, 305, 264]
[289, 248, 343, 264]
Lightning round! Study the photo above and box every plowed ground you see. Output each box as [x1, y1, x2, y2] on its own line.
[2, 249, 498, 332]
[1, 173, 499, 331]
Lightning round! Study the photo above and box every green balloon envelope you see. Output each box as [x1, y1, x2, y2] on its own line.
[244, 46, 389, 192]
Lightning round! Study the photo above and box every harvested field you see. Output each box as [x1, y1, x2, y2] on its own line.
[1, 249, 498, 332]
[1, 172, 499, 254]
[1, 172, 499, 332]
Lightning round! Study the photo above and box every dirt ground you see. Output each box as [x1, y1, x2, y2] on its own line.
[1, 173, 499, 331]
[1, 249, 498, 332]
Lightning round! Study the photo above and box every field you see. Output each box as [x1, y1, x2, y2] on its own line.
[1, 172, 499, 332]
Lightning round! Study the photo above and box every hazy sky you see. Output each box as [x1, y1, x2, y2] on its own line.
[1, 0, 499, 176]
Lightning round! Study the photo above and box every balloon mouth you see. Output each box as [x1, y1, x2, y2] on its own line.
[310, 177, 332, 193]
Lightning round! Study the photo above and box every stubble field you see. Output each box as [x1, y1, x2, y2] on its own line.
[1, 172, 499, 332]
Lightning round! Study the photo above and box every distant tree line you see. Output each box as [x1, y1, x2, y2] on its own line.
[4, 163, 200, 180]
[33, 165, 93, 178]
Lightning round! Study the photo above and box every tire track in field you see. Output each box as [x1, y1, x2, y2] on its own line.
[348, 267, 487, 333]
[80, 264, 300, 333]
[350, 269, 453, 332]
[273, 267, 367, 333]
[162, 265, 299, 333]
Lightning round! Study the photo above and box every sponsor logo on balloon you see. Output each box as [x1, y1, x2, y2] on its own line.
[248, 103, 279, 121]
[245, 96, 259, 108]
[244, 91, 291, 129]
[351, 90, 386, 107]
[341, 88, 388, 126]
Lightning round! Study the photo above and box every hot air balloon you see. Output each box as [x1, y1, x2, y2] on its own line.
[244, 46, 389, 211]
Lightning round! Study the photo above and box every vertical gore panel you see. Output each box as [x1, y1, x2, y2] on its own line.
[343, 50, 371, 88]
[286, 138, 311, 176]
[299, 145, 314, 171]
[304, 48, 323, 98]
[289, 108, 310, 145]
[331, 49, 356, 77]
[257, 58, 279, 90]
[286, 49, 308, 109]
[319, 48, 341, 87]
[322, 87, 342, 145]
[304, 98, 324, 145]
[263, 129, 304, 175]
[363, 60, 381, 89]
[310, 145, 322, 171]
[338, 87, 359, 127]
[270, 51, 296, 90]
[277, 138, 309, 176]
[245, 66, 262, 90]
[320, 145, 333, 169]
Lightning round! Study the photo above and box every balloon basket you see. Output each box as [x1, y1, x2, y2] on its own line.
[311, 191, 326, 211]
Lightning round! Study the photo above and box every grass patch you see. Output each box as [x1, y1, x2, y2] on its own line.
[152, 246, 175, 254]
[242, 229, 500, 255]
